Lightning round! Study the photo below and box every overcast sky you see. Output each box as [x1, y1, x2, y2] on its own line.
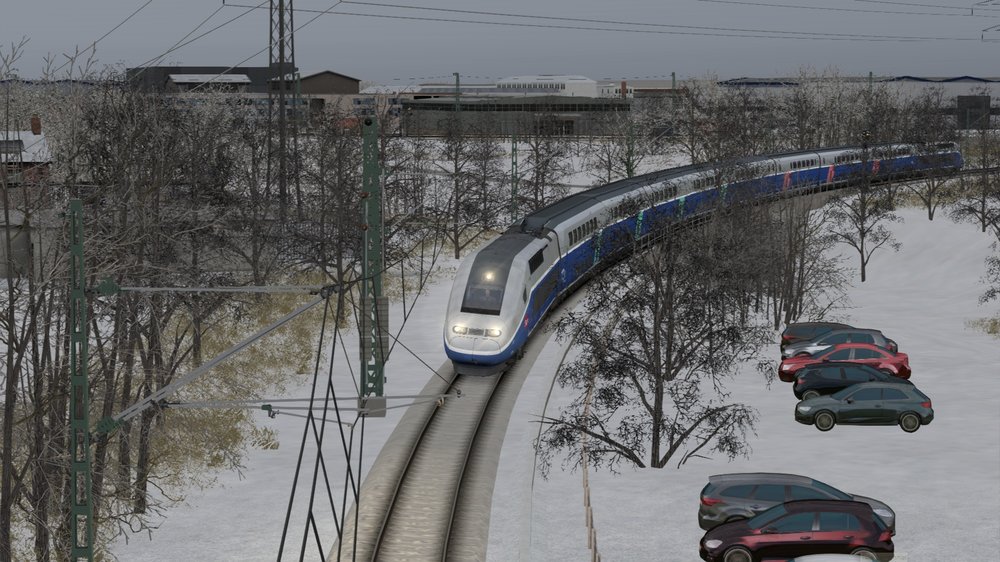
[3, 0, 1000, 84]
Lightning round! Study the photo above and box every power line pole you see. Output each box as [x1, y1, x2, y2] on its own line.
[360, 117, 387, 416]
[68, 199, 94, 562]
[268, 0, 300, 224]
[511, 131, 518, 220]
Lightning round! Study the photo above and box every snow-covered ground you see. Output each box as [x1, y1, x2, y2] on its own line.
[487, 206, 1000, 561]
[112, 205, 1000, 561]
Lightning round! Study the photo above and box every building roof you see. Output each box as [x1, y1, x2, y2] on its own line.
[168, 74, 251, 84]
[0, 131, 50, 164]
[497, 75, 596, 84]
[300, 70, 361, 83]
[360, 84, 421, 94]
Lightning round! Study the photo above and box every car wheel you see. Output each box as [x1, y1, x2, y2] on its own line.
[723, 546, 754, 562]
[802, 390, 821, 400]
[851, 547, 878, 560]
[814, 411, 836, 432]
[899, 412, 921, 433]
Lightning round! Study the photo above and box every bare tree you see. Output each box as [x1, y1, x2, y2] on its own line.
[581, 106, 656, 185]
[518, 105, 573, 213]
[538, 209, 772, 472]
[674, 78, 781, 165]
[950, 87, 1000, 235]
[827, 138, 902, 283]
[431, 116, 506, 258]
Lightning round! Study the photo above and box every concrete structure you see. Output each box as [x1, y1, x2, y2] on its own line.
[127, 65, 295, 93]
[127, 65, 367, 122]
[400, 95, 630, 137]
[719, 75, 1000, 128]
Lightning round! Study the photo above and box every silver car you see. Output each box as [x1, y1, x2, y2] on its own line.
[782, 329, 898, 359]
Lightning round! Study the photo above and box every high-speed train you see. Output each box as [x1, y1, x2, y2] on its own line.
[444, 143, 963, 374]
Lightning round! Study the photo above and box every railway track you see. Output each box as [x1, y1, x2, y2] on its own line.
[329, 166, 999, 562]
[332, 292, 578, 562]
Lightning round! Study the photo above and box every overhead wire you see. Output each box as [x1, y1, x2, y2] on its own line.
[698, 0, 1000, 18]
[184, 1, 344, 96]
[134, 3, 228, 70]
[856, 0, 1000, 11]
[48, 0, 154, 77]
[223, 1, 984, 40]
[130, 0, 269, 78]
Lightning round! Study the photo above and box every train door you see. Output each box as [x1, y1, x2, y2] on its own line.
[592, 228, 603, 265]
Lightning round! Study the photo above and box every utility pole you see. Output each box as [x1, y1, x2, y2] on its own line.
[453, 72, 461, 114]
[268, 0, 300, 224]
[360, 117, 387, 417]
[68, 199, 94, 561]
[511, 131, 518, 220]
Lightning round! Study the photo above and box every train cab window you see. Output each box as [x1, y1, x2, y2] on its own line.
[528, 249, 544, 274]
[461, 257, 512, 315]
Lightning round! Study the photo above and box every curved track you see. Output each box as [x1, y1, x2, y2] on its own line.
[331, 168, 987, 562]
[333, 291, 578, 561]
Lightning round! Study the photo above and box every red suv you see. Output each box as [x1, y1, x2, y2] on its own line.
[699, 499, 894, 562]
[778, 343, 910, 382]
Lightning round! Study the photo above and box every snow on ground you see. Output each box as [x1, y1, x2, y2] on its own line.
[112, 205, 1000, 562]
[487, 206, 1000, 561]
[111, 259, 460, 561]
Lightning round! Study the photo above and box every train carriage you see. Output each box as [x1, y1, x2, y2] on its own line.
[444, 143, 962, 374]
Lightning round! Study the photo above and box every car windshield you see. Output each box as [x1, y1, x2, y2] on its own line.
[811, 479, 851, 500]
[747, 504, 787, 528]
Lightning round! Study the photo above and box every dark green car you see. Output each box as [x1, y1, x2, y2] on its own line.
[794, 382, 934, 433]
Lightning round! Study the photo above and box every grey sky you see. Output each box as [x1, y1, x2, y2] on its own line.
[3, 0, 1000, 83]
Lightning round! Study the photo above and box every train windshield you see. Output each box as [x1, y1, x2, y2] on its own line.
[461, 257, 511, 315]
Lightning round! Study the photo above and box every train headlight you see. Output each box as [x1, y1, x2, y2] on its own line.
[485, 328, 502, 338]
[484, 271, 495, 281]
[452, 325, 468, 335]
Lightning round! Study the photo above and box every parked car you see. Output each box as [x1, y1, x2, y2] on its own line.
[795, 382, 934, 432]
[793, 362, 912, 400]
[780, 322, 853, 354]
[788, 554, 878, 562]
[782, 328, 898, 359]
[778, 344, 910, 382]
[699, 499, 894, 562]
[698, 473, 895, 533]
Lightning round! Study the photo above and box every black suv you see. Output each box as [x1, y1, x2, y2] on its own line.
[792, 362, 912, 400]
[780, 322, 853, 353]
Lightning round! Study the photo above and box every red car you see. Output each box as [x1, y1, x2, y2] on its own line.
[778, 343, 910, 382]
[699, 499, 894, 562]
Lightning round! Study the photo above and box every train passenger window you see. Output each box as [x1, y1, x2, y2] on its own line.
[529, 249, 544, 274]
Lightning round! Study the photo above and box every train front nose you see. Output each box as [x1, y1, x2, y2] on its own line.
[449, 334, 501, 362]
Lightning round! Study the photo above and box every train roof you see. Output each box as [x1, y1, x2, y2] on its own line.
[517, 163, 712, 234]
[474, 230, 538, 263]
[514, 143, 958, 237]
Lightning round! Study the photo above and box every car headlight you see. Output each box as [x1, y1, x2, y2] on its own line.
[874, 508, 893, 518]
[797, 405, 812, 412]
[452, 325, 468, 335]
[485, 328, 502, 338]
[703, 539, 722, 549]
[781, 364, 791, 370]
